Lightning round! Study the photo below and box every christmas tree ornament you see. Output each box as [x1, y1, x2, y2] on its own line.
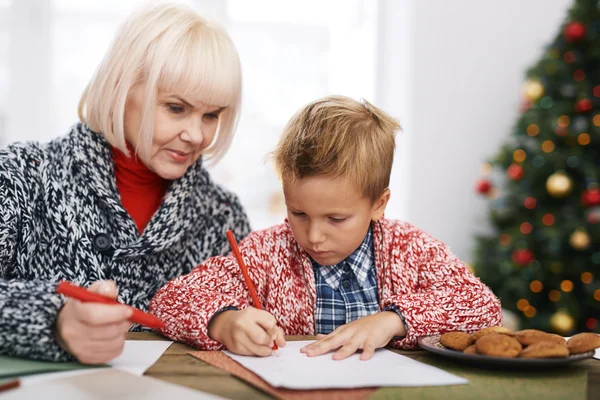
[512, 249, 534, 265]
[560, 84, 577, 98]
[586, 207, 600, 224]
[551, 310, 575, 335]
[524, 197, 537, 209]
[476, 179, 492, 194]
[563, 21, 586, 42]
[578, 133, 591, 145]
[576, 98, 592, 113]
[507, 164, 525, 180]
[540, 96, 554, 109]
[573, 115, 588, 131]
[546, 172, 573, 197]
[522, 79, 544, 101]
[563, 51, 576, 63]
[581, 188, 600, 207]
[569, 230, 591, 250]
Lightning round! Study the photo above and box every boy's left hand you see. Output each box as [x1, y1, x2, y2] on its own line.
[300, 311, 405, 360]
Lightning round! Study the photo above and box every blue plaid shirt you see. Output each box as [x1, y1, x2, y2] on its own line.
[312, 227, 381, 334]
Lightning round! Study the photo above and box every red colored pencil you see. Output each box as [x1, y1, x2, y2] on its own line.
[56, 281, 165, 330]
[226, 230, 279, 354]
[0, 379, 20, 393]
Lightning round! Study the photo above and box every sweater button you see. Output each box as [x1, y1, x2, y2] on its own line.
[92, 233, 112, 253]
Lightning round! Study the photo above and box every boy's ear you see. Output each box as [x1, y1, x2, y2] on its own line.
[371, 188, 391, 221]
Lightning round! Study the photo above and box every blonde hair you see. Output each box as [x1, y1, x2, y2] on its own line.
[78, 2, 242, 163]
[274, 95, 400, 201]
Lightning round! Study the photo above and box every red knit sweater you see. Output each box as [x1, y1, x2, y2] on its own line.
[149, 219, 503, 350]
[112, 146, 168, 234]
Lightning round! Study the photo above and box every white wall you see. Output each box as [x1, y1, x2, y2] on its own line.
[407, 0, 572, 261]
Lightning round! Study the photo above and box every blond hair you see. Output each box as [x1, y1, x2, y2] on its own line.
[78, 2, 242, 163]
[274, 95, 400, 201]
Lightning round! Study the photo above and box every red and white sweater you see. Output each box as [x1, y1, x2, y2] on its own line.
[149, 219, 502, 350]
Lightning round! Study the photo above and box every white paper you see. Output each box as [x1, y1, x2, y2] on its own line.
[224, 340, 468, 389]
[21, 340, 173, 386]
[3, 369, 226, 400]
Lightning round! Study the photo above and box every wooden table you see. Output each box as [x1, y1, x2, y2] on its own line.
[131, 332, 600, 400]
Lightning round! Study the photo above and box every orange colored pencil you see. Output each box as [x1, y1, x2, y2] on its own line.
[226, 230, 279, 354]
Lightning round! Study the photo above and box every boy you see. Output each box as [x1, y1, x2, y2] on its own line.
[150, 96, 502, 360]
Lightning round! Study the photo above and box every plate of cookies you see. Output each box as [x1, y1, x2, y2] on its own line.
[418, 327, 600, 369]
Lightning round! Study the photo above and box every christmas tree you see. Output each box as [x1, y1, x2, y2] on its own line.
[474, 0, 600, 336]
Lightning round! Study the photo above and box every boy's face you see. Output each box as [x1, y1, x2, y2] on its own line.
[283, 175, 390, 266]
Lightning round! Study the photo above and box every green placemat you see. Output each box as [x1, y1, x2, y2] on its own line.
[370, 355, 587, 400]
[0, 355, 104, 379]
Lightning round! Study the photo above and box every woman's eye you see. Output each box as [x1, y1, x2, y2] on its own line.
[168, 104, 184, 113]
[204, 113, 219, 120]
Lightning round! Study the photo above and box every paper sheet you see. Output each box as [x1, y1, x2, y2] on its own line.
[224, 340, 468, 389]
[20, 340, 173, 386]
[191, 350, 377, 400]
[1, 369, 226, 400]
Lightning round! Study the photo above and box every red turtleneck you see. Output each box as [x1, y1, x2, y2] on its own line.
[112, 145, 169, 234]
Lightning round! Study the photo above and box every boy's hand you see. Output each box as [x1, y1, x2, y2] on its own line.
[300, 311, 405, 360]
[207, 307, 286, 356]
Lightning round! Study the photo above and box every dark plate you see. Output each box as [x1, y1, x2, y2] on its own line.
[418, 335, 595, 369]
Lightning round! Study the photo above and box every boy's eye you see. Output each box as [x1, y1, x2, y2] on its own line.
[167, 104, 185, 113]
[291, 211, 306, 217]
[329, 217, 346, 223]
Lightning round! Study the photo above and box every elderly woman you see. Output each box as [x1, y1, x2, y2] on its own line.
[0, 3, 250, 364]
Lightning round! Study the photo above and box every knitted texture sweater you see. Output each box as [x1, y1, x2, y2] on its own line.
[0, 123, 251, 361]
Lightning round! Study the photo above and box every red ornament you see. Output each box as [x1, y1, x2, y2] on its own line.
[576, 98, 592, 113]
[507, 164, 524, 180]
[512, 249, 534, 265]
[520, 99, 532, 113]
[524, 197, 537, 209]
[582, 188, 600, 207]
[476, 179, 492, 194]
[563, 22, 586, 42]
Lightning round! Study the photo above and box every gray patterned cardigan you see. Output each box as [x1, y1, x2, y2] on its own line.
[0, 123, 251, 361]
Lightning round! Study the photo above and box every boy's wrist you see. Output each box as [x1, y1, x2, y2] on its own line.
[207, 308, 238, 342]
[381, 309, 406, 338]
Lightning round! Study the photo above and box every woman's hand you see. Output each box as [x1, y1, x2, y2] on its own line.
[301, 311, 405, 360]
[208, 307, 286, 356]
[55, 280, 132, 364]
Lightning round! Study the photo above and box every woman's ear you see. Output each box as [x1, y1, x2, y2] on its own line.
[371, 188, 391, 221]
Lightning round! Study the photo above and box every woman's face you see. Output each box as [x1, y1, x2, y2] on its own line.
[123, 83, 225, 180]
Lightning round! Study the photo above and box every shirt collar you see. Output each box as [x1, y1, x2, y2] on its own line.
[313, 226, 373, 290]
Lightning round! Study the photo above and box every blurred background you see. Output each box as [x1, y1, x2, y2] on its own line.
[2, 0, 599, 334]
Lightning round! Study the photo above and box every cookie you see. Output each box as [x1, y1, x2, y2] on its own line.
[468, 326, 514, 345]
[567, 332, 600, 354]
[463, 344, 478, 355]
[519, 341, 569, 358]
[475, 333, 522, 358]
[514, 329, 566, 346]
[440, 332, 472, 351]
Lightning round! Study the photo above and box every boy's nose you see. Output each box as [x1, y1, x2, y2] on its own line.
[307, 223, 325, 245]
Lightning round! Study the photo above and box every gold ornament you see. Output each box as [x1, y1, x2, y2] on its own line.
[569, 230, 590, 250]
[546, 172, 573, 198]
[550, 310, 575, 335]
[523, 79, 545, 101]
